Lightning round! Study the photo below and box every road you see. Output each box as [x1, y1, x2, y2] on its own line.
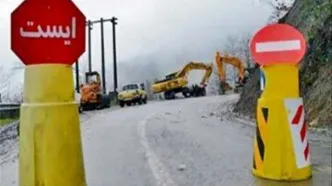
[0, 95, 331, 186]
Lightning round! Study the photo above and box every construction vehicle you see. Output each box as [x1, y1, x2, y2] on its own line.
[152, 62, 213, 100]
[214, 51, 248, 94]
[80, 71, 111, 110]
[118, 83, 148, 107]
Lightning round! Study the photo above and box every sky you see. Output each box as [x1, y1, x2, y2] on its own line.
[0, 0, 273, 100]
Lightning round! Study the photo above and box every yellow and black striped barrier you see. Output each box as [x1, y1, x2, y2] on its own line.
[252, 65, 312, 180]
[250, 23, 311, 181]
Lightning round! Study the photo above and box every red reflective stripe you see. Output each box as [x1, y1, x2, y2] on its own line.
[300, 122, 306, 142]
[304, 145, 309, 160]
[292, 105, 303, 124]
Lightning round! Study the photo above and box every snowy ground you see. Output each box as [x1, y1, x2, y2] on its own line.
[0, 95, 331, 186]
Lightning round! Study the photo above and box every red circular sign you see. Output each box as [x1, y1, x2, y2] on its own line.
[11, 0, 86, 65]
[250, 23, 306, 66]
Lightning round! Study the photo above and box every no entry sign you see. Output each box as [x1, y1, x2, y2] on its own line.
[11, 0, 86, 65]
[250, 24, 306, 65]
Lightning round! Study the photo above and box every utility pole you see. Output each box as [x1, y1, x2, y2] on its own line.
[87, 20, 93, 72]
[89, 17, 116, 94]
[100, 18, 106, 94]
[75, 59, 80, 93]
[111, 17, 118, 96]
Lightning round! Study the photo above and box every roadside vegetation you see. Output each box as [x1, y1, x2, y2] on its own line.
[0, 118, 17, 127]
[234, 0, 332, 128]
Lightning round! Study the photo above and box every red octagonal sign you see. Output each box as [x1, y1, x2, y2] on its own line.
[11, 0, 86, 65]
[250, 23, 306, 66]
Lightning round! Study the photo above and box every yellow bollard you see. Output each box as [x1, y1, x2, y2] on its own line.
[252, 64, 312, 180]
[19, 64, 86, 186]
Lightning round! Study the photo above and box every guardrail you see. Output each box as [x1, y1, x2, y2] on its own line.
[0, 103, 20, 120]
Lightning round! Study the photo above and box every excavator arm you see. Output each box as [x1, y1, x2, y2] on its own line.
[151, 61, 213, 98]
[215, 51, 245, 82]
[214, 51, 246, 93]
[215, 53, 226, 82]
[175, 61, 213, 86]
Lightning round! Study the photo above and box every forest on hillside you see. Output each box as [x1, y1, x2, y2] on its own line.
[234, 0, 332, 127]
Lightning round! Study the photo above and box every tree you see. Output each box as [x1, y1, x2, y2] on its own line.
[0, 62, 26, 103]
[0, 66, 11, 103]
[0, 65, 6, 102]
[210, 32, 255, 94]
[238, 33, 254, 68]
[144, 80, 154, 100]
[0, 65, 6, 81]
[222, 33, 254, 82]
[8, 64, 24, 103]
[207, 65, 222, 95]
[259, 0, 295, 23]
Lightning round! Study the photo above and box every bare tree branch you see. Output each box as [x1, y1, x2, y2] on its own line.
[259, 0, 295, 23]
[207, 65, 222, 95]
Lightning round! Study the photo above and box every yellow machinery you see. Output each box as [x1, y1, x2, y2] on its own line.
[80, 71, 111, 110]
[214, 51, 248, 93]
[118, 83, 148, 107]
[152, 62, 213, 100]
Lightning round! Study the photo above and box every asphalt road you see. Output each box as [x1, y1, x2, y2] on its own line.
[0, 95, 331, 186]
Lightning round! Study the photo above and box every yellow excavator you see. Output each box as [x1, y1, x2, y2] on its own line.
[214, 51, 248, 94]
[152, 62, 213, 100]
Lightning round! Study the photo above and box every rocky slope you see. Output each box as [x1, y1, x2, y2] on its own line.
[233, 0, 332, 126]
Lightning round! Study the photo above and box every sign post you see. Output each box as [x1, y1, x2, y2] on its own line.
[11, 0, 87, 185]
[250, 23, 311, 181]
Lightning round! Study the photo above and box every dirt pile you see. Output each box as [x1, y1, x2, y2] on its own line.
[233, 0, 332, 126]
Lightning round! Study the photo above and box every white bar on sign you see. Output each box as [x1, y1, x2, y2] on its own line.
[256, 40, 301, 53]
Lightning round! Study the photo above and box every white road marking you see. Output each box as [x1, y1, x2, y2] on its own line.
[138, 114, 177, 186]
[256, 40, 301, 52]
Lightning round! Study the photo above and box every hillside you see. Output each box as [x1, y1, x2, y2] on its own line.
[233, 0, 332, 126]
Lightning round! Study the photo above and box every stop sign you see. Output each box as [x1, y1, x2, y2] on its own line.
[11, 0, 86, 65]
[250, 24, 306, 66]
